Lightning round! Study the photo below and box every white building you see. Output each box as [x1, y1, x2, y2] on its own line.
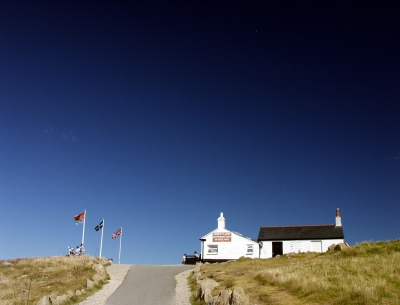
[200, 213, 260, 262]
[258, 209, 345, 258]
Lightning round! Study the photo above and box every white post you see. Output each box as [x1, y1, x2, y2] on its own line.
[99, 218, 104, 257]
[82, 210, 86, 246]
[118, 227, 122, 264]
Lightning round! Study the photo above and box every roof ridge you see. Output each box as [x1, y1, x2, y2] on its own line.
[260, 224, 334, 228]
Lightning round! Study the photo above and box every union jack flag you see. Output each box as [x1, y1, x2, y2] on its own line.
[112, 227, 122, 239]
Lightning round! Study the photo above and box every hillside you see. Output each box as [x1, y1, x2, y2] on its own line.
[0, 255, 110, 305]
[190, 239, 400, 305]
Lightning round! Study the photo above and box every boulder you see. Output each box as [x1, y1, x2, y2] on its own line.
[198, 278, 219, 300]
[86, 278, 94, 289]
[67, 291, 74, 298]
[328, 244, 336, 251]
[230, 287, 249, 305]
[36, 296, 50, 305]
[204, 289, 213, 304]
[2, 261, 12, 266]
[93, 263, 105, 274]
[49, 294, 58, 304]
[215, 289, 232, 305]
[56, 295, 67, 303]
[93, 273, 103, 283]
[207, 295, 219, 305]
[75, 290, 82, 296]
[335, 243, 350, 250]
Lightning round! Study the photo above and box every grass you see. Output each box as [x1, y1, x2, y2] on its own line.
[190, 239, 400, 305]
[0, 255, 110, 305]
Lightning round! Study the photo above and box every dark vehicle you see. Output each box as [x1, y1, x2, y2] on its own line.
[183, 255, 197, 265]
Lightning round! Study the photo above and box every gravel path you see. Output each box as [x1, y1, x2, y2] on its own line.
[78, 264, 131, 305]
[78, 264, 194, 305]
[172, 268, 193, 305]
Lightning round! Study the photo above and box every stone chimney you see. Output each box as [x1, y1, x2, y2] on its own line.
[335, 208, 342, 227]
[218, 212, 226, 229]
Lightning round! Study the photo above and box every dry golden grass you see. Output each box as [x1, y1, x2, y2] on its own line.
[191, 239, 400, 305]
[0, 255, 110, 305]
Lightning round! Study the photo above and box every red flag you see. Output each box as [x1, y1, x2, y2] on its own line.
[74, 211, 85, 225]
[112, 227, 122, 239]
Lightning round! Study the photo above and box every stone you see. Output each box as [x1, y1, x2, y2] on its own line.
[198, 278, 219, 300]
[67, 291, 74, 297]
[230, 287, 249, 305]
[2, 261, 12, 266]
[335, 243, 350, 250]
[75, 290, 82, 296]
[203, 289, 213, 304]
[49, 294, 59, 304]
[207, 295, 219, 305]
[93, 263, 105, 274]
[328, 244, 336, 251]
[36, 295, 50, 305]
[215, 289, 232, 305]
[93, 273, 103, 283]
[86, 278, 94, 288]
[56, 295, 67, 303]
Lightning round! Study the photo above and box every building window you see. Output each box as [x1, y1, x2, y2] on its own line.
[208, 245, 218, 255]
[246, 244, 254, 255]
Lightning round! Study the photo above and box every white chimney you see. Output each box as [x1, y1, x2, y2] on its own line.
[218, 212, 226, 229]
[335, 208, 342, 227]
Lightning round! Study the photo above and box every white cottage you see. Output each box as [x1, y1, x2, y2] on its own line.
[258, 209, 345, 258]
[200, 213, 259, 262]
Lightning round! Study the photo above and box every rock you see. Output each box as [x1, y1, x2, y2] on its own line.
[2, 261, 12, 266]
[215, 289, 232, 305]
[86, 278, 94, 289]
[18, 274, 28, 279]
[56, 295, 67, 303]
[204, 289, 213, 304]
[75, 290, 82, 296]
[93, 273, 103, 283]
[328, 244, 336, 251]
[207, 295, 219, 305]
[18, 260, 27, 265]
[49, 294, 58, 304]
[67, 291, 74, 297]
[230, 287, 249, 305]
[198, 278, 219, 300]
[36, 295, 50, 305]
[93, 263, 105, 274]
[335, 243, 350, 250]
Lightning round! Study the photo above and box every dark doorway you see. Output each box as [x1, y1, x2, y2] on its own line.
[272, 242, 283, 257]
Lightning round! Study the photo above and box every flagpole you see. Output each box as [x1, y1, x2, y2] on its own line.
[99, 218, 104, 257]
[118, 227, 122, 264]
[82, 209, 86, 246]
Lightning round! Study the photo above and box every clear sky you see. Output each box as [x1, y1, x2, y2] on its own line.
[0, 1, 399, 264]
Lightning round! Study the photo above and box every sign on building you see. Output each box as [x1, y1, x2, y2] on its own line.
[213, 232, 232, 242]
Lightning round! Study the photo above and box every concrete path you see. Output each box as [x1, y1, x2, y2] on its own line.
[105, 265, 194, 305]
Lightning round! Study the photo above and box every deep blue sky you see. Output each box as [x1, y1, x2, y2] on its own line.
[1, 1, 399, 264]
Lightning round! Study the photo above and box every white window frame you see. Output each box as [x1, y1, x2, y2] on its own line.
[246, 244, 254, 255]
[208, 245, 218, 255]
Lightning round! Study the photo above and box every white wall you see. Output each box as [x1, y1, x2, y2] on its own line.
[201, 229, 259, 261]
[259, 239, 344, 258]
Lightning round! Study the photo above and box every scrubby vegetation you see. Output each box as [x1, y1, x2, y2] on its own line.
[191, 239, 400, 304]
[0, 255, 110, 305]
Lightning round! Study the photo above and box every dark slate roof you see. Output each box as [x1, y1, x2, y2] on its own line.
[257, 225, 344, 241]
